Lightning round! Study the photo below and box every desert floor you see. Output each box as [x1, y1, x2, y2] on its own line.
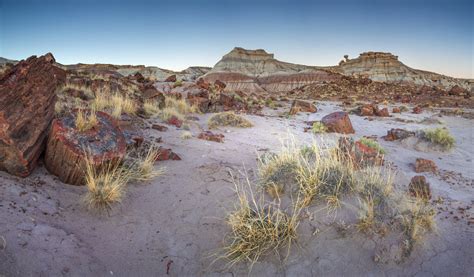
[1, 101, 473, 276]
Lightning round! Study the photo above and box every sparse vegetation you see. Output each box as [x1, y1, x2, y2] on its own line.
[75, 109, 98, 132]
[82, 155, 129, 212]
[126, 145, 164, 182]
[219, 175, 300, 270]
[180, 131, 192, 139]
[208, 112, 253, 129]
[422, 127, 455, 150]
[159, 96, 198, 122]
[173, 80, 183, 88]
[91, 91, 137, 118]
[358, 137, 386, 154]
[143, 99, 161, 117]
[311, 121, 327, 134]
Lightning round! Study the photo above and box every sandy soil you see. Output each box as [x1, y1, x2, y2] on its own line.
[1, 101, 473, 276]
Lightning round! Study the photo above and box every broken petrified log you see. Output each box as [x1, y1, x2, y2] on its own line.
[321, 111, 355, 134]
[0, 53, 66, 177]
[44, 111, 126, 185]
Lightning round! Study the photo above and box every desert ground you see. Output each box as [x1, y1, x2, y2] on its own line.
[1, 100, 473, 276]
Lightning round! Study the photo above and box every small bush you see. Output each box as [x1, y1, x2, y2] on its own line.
[83, 155, 129, 212]
[159, 97, 198, 121]
[422, 127, 455, 150]
[126, 145, 164, 182]
[75, 109, 98, 132]
[399, 106, 409, 112]
[208, 112, 253, 129]
[220, 176, 300, 270]
[358, 137, 386, 154]
[180, 131, 192, 139]
[173, 80, 183, 88]
[311, 121, 327, 134]
[143, 99, 161, 117]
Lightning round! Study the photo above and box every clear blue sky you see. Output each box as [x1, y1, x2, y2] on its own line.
[0, 0, 472, 78]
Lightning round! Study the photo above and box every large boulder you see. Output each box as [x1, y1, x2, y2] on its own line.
[0, 53, 66, 177]
[44, 110, 126, 186]
[289, 99, 317, 115]
[321, 112, 355, 134]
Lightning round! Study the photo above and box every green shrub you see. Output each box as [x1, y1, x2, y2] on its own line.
[311, 121, 327, 134]
[358, 138, 386, 154]
[422, 127, 455, 150]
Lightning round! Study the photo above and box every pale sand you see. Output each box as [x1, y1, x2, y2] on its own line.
[0, 101, 473, 276]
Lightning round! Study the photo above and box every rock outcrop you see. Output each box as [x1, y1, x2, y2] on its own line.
[337, 52, 470, 90]
[321, 112, 355, 134]
[0, 53, 66, 177]
[44, 111, 126, 186]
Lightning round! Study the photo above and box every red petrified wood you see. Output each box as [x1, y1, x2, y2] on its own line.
[321, 111, 355, 134]
[0, 53, 66, 177]
[44, 111, 126, 185]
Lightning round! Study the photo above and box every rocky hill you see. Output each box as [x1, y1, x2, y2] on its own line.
[203, 47, 472, 94]
[337, 52, 471, 90]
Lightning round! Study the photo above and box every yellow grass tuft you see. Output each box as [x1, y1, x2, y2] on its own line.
[75, 109, 98, 132]
[208, 112, 253, 129]
[422, 127, 455, 150]
[143, 99, 161, 117]
[127, 145, 165, 182]
[82, 155, 129, 212]
[219, 174, 301, 271]
[180, 131, 192, 140]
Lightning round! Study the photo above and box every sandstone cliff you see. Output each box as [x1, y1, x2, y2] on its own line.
[337, 52, 471, 90]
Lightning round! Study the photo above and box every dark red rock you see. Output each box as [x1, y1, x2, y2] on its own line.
[166, 116, 183, 128]
[198, 131, 224, 143]
[196, 78, 210, 90]
[360, 104, 375, 116]
[409, 175, 431, 200]
[413, 106, 422, 114]
[354, 141, 384, 167]
[164, 74, 177, 82]
[382, 128, 415, 141]
[133, 72, 146, 83]
[0, 53, 66, 177]
[44, 110, 126, 185]
[321, 112, 355, 134]
[289, 99, 317, 115]
[152, 124, 168, 132]
[448, 85, 467, 96]
[214, 80, 226, 90]
[375, 107, 390, 117]
[415, 158, 437, 173]
[188, 97, 210, 113]
[155, 147, 181, 161]
[392, 107, 401, 113]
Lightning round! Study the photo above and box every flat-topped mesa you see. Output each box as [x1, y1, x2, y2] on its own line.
[222, 47, 275, 61]
[338, 51, 471, 90]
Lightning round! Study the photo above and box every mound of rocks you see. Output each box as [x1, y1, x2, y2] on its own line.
[321, 112, 355, 134]
[0, 53, 66, 177]
[44, 110, 126, 186]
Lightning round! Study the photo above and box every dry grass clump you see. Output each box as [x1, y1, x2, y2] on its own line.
[159, 96, 198, 121]
[311, 121, 327, 134]
[143, 99, 161, 117]
[91, 91, 137, 118]
[125, 145, 165, 182]
[220, 176, 300, 270]
[83, 155, 129, 212]
[257, 139, 300, 198]
[422, 127, 455, 150]
[401, 199, 435, 258]
[75, 109, 98, 132]
[208, 112, 253, 129]
[180, 131, 192, 139]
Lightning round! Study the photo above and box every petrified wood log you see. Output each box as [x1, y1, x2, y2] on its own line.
[0, 53, 66, 177]
[44, 111, 126, 186]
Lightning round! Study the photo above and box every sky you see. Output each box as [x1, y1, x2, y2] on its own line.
[0, 0, 472, 78]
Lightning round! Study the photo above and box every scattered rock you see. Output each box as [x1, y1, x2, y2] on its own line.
[166, 116, 183, 128]
[196, 78, 210, 90]
[0, 53, 66, 177]
[321, 112, 355, 134]
[415, 158, 437, 173]
[214, 80, 226, 90]
[382, 128, 415, 141]
[409, 175, 431, 200]
[392, 107, 401, 113]
[413, 106, 422, 114]
[156, 147, 181, 161]
[289, 99, 317, 115]
[354, 141, 384, 167]
[152, 124, 169, 132]
[164, 75, 177, 82]
[198, 131, 224, 143]
[375, 107, 390, 117]
[44, 110, 126, 186]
